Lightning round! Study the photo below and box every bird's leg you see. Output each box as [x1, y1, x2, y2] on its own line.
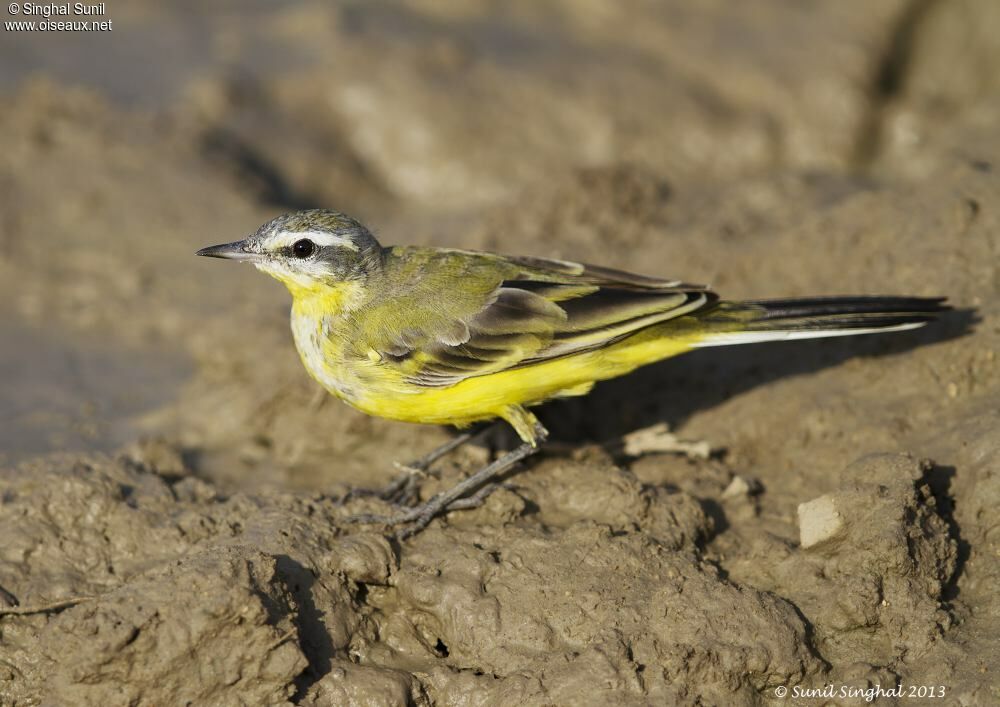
[340, 424, 496, 505]
[379, 430, 478, 503]
[395, 429, 479, 475]
[349, 438, 541, 535]
[443, 482, 503, 511]
[347, 409, 547, 537]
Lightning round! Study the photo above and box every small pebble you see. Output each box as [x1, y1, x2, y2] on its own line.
[798, 495, 844, 549]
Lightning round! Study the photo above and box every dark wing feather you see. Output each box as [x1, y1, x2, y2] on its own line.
[367, 250, 715, 387]
[505, 254, 703, 290]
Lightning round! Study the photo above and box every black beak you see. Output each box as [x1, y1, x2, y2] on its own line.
[195, 240, 258, 262]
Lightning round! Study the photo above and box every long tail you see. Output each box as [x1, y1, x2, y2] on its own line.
[691, 296, 950, 347]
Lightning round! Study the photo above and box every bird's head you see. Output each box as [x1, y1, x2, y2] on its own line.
[197, 209, 384, 294]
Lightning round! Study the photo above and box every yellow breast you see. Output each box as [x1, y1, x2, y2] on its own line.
[288, 282, 704, 431]
[289, 282, 366, 402]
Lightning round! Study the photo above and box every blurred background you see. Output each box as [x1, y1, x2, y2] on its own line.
[1, 0, 998, 487]
[3, 3, 1000, 703]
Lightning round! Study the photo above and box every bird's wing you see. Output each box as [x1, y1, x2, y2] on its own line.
[363, 250, 716, 388]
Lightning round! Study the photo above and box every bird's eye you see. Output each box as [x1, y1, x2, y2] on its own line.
[292, 239, 315, 258]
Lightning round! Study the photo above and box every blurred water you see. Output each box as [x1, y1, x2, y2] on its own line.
[0, 318, 190, 463]
[0, 0, 317, 106]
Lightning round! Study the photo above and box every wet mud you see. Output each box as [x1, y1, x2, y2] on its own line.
[1, 1, 999, 705]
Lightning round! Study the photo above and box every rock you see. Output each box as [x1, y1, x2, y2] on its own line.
[797, 495, 845, 549]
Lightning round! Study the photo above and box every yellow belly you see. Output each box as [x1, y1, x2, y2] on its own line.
[343, 327, 702, 428]
[290, 291, 704, 430]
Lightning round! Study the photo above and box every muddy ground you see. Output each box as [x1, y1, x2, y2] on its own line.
[1, 1, 999, 705]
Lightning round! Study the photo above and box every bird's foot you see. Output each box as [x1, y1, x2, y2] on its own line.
[337, 463, 429, 506]
[344, 483, 505, 539]
[342, 440, 539, 539]
[337, 429, 486, 506]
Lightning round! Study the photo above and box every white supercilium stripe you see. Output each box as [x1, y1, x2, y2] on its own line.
[278, 230, 359, 251]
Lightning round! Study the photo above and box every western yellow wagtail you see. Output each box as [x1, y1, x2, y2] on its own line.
[198, 209, 947, 535]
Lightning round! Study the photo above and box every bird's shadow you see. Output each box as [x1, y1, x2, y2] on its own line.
[538, 308, 977, 445]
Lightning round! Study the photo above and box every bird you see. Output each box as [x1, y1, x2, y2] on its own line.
[197, 209, 948, 535]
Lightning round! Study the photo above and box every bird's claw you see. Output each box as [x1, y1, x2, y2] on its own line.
[342, 482, 508, 539]
[337, 426, 527, 540]
[342, 506, 432, 540]
[337, 461, 431, 506]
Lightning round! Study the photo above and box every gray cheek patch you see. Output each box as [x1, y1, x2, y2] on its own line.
[312, 246, 357, 279]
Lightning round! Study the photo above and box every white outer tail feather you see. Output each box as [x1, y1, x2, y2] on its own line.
[691, 321, 926, 347]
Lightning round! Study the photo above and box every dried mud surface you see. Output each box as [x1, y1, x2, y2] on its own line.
[1, 1, 999, 705]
